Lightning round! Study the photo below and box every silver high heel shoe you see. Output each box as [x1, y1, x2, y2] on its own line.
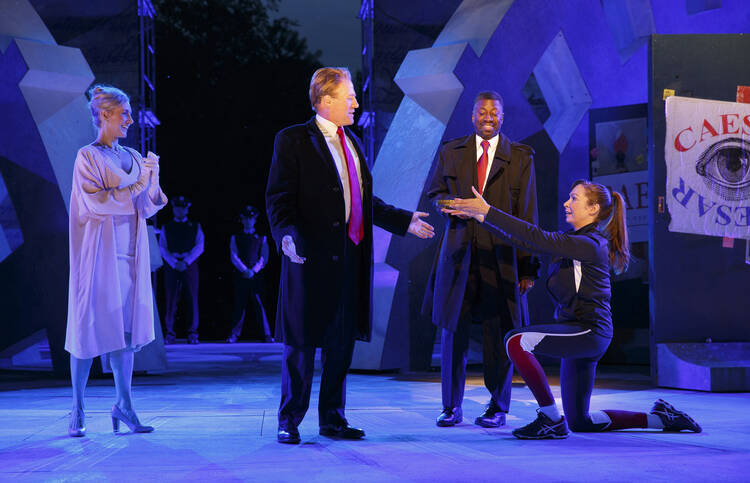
[111, 405, 154, 434]
[68, 407, 86, 437]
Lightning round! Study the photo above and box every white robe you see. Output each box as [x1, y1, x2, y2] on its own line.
[65, 145, 167, 359]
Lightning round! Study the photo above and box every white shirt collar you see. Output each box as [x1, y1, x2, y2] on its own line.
[316, 114, 340, 136]
[475, 134, 499, 154]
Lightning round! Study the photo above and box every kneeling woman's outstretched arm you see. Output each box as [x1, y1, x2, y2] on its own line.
[444, 187, 604, 263]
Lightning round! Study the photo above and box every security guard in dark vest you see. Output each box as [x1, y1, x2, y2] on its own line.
[159, 195, 204, 344]
[227, 205, 272, 343]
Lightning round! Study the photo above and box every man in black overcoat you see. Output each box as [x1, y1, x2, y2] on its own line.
[266, 67, 434, 444]
[425, 91, 540, 428]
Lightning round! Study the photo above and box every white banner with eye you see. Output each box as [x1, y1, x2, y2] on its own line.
[665, 96, 750, 239]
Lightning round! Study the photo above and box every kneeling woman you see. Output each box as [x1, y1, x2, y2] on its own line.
[445, 181, 701, 439]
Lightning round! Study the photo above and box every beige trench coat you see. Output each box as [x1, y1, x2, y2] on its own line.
[65, 145, 167, 359]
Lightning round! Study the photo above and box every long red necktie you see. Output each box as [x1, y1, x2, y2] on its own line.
[336, 127, 363, 245]
[477, 140, 490, 195]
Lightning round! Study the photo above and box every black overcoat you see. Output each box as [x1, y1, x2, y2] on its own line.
[424, 132, 541, 332]
[266, 117, 412, 347]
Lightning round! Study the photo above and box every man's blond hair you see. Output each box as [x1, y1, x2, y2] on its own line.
[309, 67, 351, 111]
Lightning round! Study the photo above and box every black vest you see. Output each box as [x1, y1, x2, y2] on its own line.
[164, 220, 198, 253]
[235, 232, 263, 270]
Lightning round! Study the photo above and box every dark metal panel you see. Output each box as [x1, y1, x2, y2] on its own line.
[648, 34, 750, 364]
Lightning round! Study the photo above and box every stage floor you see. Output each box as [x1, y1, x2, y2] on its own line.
[0, 342, 747, 482]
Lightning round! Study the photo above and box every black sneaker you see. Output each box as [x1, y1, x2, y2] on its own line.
[512, 409, 569, 439]
[650, 399, 702, 433]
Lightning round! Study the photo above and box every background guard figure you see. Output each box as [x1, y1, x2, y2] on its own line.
[227, 205, 273, 343]
[159, 195, 204, 344]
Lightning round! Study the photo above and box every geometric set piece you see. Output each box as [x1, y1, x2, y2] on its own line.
[0, 0, 56, 53]
[657, 342, 750, 391]
[686, 0, 723, 15]
[531, 31, 592, 153]
[0, 171, 24, 263]
[522, 72, 551, 124]
[16, 37, 94, 125]
[0, 330, 52, 370]
[371, 96, 449, 262]
[0, 0, 94, 203]
[433, 0, 516, 58]
[395, 43, 467, 125]
[601, 0, 656, 63]
[359, 100, 458, 370]
[385, 0, 514, 205]
[350, 259, 401, 369]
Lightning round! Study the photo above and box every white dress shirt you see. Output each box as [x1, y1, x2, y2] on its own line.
[475, 134, 499, 191]
[316, 114, 364, 222]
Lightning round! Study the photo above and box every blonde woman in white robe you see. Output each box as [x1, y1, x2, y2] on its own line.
[66, 85, 167, 437]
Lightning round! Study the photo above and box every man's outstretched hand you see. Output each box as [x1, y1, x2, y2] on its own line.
[407, 212, 435, 239]
[281, 235, 306, 264]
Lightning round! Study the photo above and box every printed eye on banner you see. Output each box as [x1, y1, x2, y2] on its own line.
[665, 96, 750, 239]
[695, 137, 750, 202]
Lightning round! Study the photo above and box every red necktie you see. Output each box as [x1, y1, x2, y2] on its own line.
[477, 140, 490, 195]
[336, 127, 363, 245]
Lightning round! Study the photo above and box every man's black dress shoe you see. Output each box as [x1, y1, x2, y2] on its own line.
[475, 400, 506, 428]
[319, 423, 365, 439]
[436, 407, 463, 427]
[277, 426, 301, 444]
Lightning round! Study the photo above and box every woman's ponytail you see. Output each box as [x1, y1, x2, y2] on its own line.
[573, 180, 630, 274]
[604, 191, 629, 274]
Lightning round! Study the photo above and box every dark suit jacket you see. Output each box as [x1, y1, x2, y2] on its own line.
[425, 132, 541, 332]
[266, 117, 412, 347]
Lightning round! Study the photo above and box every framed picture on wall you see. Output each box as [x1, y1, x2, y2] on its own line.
[589, 103, 648, 177]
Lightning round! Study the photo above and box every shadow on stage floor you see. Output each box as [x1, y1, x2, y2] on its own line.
[0, 342, 747, 481]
